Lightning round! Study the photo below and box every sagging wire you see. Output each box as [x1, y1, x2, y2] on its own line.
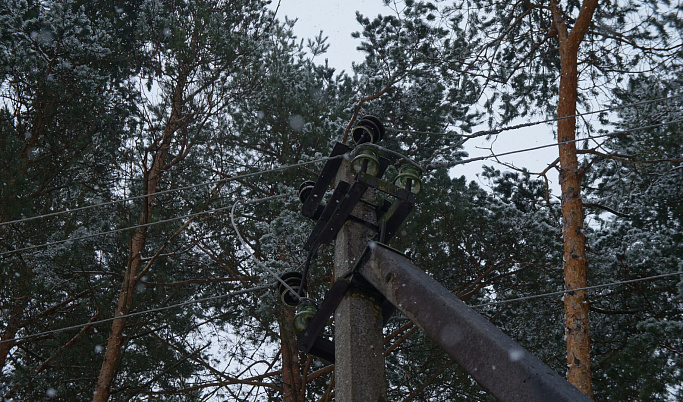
[0, 192, 311, 344]
[6, 118, 682, 259]
[0, 285, 273, 346]
[423, 118, 683, 171]
[471, 270, 683, 309]
[230, 195, 307, 306]
[1, 203, 236, 258]
[0, 156, 345, 258]
[0, 155, 342, 228]
[4, 118, 681, 258]
[3, 94, 680, 230]
[390, 93, 683, 138]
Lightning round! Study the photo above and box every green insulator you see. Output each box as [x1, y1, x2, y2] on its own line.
[351, 148, 380, 176]
[394, 163, 422, 195]
[294, 299, 318, 333]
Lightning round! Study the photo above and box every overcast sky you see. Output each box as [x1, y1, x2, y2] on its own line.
[271, 0, 388, 71]
[270, 0, 561, 194]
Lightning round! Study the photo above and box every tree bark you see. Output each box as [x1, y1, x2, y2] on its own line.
[92, 72, 188, 401]
[550, 0, 599, 397]
[92, 231, 147, 402]
[278, 307, 305, 402]
[0, 295, 29, 369]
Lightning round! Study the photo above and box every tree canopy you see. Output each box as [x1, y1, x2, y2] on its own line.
[1, 0, 681, 400]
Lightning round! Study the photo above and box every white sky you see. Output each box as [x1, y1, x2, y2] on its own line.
[271, 0, 387, 71]
[271, 0, 561, 195]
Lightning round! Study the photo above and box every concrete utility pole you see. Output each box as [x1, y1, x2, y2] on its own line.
[333, 158, 387, 401]
[295, 117, 590, 401]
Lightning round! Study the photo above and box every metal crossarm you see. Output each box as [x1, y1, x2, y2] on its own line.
[304, 181, 351, 251]
[301, 142, 351, 218]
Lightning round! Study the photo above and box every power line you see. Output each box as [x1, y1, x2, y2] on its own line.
[0, 193, 292, 258]
[471, 271, 683, 308]
[5, 94, 679, 229]
[4, 264, 681, 345]
[4, 119, 681, 257]
[0, 285, 272, 346]
[230, 198, 304, 303]
[0, 155, 342, 228]
[392, 93, 683, 138]
[424, 118, 683, 171]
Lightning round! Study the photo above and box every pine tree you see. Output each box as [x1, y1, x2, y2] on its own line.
[352, 0, 681, 396]
[584, 74, 683, 400]
[1, 0, 139, 398]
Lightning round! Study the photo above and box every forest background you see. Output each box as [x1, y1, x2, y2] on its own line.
[0, 0, 681, 400]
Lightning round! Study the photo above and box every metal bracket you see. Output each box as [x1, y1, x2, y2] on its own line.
[302, 142, 351, 219]
[304, 181, 351, 251]
[296, 278, 350, 363]
[356, 171, 415, 203]
[378, 199, 413, 243]
[296, 270, 395, 362]
[355, 172, 416, 244]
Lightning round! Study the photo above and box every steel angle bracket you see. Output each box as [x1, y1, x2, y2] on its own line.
[302, 145, 391, 252]
[301, 142, 351, 219]
[296, 277, 352, 363]
[304, 181, 351, 251]
[378, 199, 414, 244]
[314, 180, 370, 246]
[356, 171, 415, 203]
[295, 251, 396, 363]
[303, 178, 376, 251]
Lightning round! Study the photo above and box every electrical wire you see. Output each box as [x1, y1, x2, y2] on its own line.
[0, 155, 343, 228]
[0, 193, 292, 257]
[4, 94, 680, 230]
[230, 197, 302, 304]
[471, 271, 683, 308]
[5, 264, 679, 345]
[391, 93, 683, 138]
[424, 118, 683, 171]
[4, 118, 681, 257]
[5, 94, 679, 229]
[0, 285, 272, 346]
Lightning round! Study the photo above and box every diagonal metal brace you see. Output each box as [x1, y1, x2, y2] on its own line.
[304, 181, 351, 251]
[378, 199, 414, 243]
[354, 242, 592, 402]
[313, 180, 370, 247]
[302, 142, 351, 219]
[296, 279, 351, 363]
[296, 273, 395, 362]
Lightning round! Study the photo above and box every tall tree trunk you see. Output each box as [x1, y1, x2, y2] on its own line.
[0, 295, 28, 369]
[550, 0, 598, 397]
[92, 73, 187, 401]
[92, 230, 147, 401]
[278, 307, 304, 402]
